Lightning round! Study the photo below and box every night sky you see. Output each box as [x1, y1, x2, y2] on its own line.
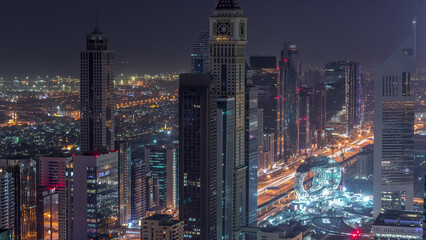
[0, 0, 424, 78]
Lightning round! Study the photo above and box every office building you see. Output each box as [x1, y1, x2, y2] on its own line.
[373, 19, 416, 219]
[115, 141, 132, 226]
[372, 210, 422, 240]
[71, 151, 119, 239]
[0, 159, 37, 240]
[80, 18, 115, 153]
[261, 133, 275, 171]
[356, 145, 373, 180]
[191, 29, 210, 73]
[217, 97, 235, 240]
[131, 158, 150, 221]
[324, 60, 361, 141]
[310, 83, 327, 148]
[179, 73, 217, 240]
[245, 87, 259, 228]
[249, 56, 280, 161]
[141, 214, 184, 240]
[144, 145, 177, 209]
[209, 1, 248, 236]
[37, 188, 59, 240]
[280, 43, 301, 161]
[37, 156, 72, 240]
[0, 229, 13, 240]
[299, 87, 312, 152]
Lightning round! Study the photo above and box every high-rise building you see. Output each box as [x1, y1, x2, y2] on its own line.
[209, 1, 248, 236]
[115, 141, 132, 226]
[245, 87, 259, 228]
[37, 156, 72, 240]
[249, 56, 280, 161]
[324, 60, 361, 141]
[80, 18, 115, 153]
[299, 87, 312, 152]
[260, 133, 275, 171]
[71, 151, 119, 239]
[356, 145, 373, 180]
[309, 83, 327, 148]
[131, 158, 150, 221]
[144, 145, 177, 209]
[191, 29, 210, 73]
[217, 97, 235, 240]
[37, 188, 59, 240]
[140, 214, 184, 240]
[0, 159, 37, 240]
[373, 19, 416, 219]
[179, 73, 217, 240]
[280, 43, 301, 161]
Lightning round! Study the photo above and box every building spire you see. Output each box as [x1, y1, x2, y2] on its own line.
[215, 0, 240, 10]
[92, 13, 102, 34]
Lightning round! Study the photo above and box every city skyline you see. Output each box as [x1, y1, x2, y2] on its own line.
[0, 0, 424, 77]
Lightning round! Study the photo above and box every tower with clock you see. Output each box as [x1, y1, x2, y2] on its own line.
[209, 0, 248, 239]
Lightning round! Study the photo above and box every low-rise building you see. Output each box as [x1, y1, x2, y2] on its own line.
[372, 210, 423, 240]
[141, 214, 183, 240]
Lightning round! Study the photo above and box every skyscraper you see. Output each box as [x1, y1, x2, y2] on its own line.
[217, 97, 235, 240]
[310, 82, 327, 148]
[245, 87, 259, 228]
[71, 151, 119, 239]
[191, 29, 210, 73]
[0, 159, 37, 240]
[324, 60, 360, 141]
[131, 158, 153, 221]
[249, 56, 280, 161]
[144, 145, 177, 209]
[37, 156, 72, 240]
[373, 19, 416, 219]
[179, 73, 217, 240]
[115, 141, 132, 226]
[80, 18, 115, 153]
[209, 1, 248, 236]
[299, 87, 311, 152]
[280, 43, 301, 161]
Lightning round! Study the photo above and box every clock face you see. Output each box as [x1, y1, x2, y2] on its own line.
[216, 23, 230, 36]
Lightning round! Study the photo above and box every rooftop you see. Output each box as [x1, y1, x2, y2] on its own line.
[373, 210, 423, 227]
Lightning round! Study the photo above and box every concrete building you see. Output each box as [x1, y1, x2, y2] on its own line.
[80, 18, 115, 153]
[373, 19, 416, 219]
[115, 141, 132, 226]
[141, 214, 184, 240]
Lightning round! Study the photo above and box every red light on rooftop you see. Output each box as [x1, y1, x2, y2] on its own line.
[276, 96, 280, 99]
[284, 59, 288, 62]
[298, 88, 301, 91]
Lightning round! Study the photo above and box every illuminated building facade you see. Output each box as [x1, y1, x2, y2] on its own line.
[249, 56, 280, 161]
[71, 151, 119, 240]
[209, 1, 248, 237]
[38, 156, 71, 240]
[372, 211, 422, 240]
[373, 19, 416, 219]
[324, 60, 361, 141]
[191, 29, 210, 73]
[0, 159, 37, 240]
[80, 19, 115, 153]
[294, 156, 342, 201]
[131, 158, 150, 221]
[115, 141, 132, 225]
[37, 188, 59, 240]
[179, 73, 217, 239]
[144, 145, 177, 209]
[217, 97, 235, 240]
[280, 43, 301, 161]
[141, 214, 184, 240]
[245, 87, 259, 228]
[299, 87, 312, 152]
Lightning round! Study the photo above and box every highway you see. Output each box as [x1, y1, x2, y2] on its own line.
[257, 133, 374, 207]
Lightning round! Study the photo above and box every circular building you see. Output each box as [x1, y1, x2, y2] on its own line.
[294, 155, 342, 201]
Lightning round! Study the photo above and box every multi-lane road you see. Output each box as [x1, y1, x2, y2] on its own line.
[257, 134, 374, 206]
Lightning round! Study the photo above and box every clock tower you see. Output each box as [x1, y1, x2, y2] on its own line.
[210, 0, 248, 239]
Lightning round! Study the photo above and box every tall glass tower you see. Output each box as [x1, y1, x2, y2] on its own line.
[373, 19, 416, 219]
